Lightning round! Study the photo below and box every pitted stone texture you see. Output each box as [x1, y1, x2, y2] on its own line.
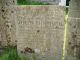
[65, 0, 80, 60]
[16, 5, 65, 60]
[4, 6, 16, 46]
[0, 0, 17, 46]
[65, 18, 80, 60]
[1, 0, 16, 5]
[0, 6, 7, 46]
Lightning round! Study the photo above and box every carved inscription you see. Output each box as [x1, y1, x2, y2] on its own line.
[16, 6, 64, 60]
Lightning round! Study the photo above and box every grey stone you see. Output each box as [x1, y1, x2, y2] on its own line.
[0, 0, 17, 46]
[16, 5, 65, 60]
[65, 0, 80, 60]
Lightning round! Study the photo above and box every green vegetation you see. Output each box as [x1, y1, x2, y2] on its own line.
[0, 46, 35, 60]
[66, 7, 69, 14]
[17, 0, 49, 5]
[20, 54, 26, 60]
[0, 46, 19, 60]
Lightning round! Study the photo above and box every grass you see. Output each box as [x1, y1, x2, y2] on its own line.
[0, 46, 19, 60]
[0, 46, 26, 60]
[0, 46, 35, 60]
[17, 0, 49, 5]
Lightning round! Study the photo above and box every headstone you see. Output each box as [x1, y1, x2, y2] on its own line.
[65, 0, 80, 60]
[0, 4, 7, 46]
[16, 5, 65, 60]
[0, 0, 17, 46]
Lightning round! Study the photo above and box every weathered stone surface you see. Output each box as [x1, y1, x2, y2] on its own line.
[1, 0, 17, 5]
[0, 5, 7, 46]
[0, 0, 17, 46]
[16, 5, 65, 60]
[65, 0, 80, 60]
